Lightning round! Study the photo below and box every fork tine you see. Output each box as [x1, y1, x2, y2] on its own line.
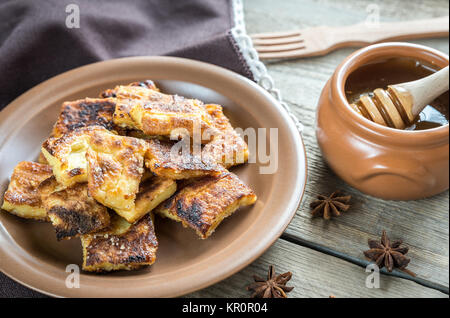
[254, 42, 306, 53]
[252, 36, 303, 46]
[251, 30, 301, 39]
[258, 47, 317, 60]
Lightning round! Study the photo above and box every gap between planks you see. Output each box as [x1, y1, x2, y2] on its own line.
[281, 232, 449, 295]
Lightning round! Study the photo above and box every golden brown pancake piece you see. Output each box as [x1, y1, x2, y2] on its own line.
[100, 80, 159, 98]
[145, 139, 223, 180]
[100, 81, 159, 129]
[202, 104, 249, 168]
[109, 83, 161, 129]
[38, 152, 48, 164]
[2, 161, 53, 220]
[81, 213, 158, 272]
[114, 175, 177, 223]
[85, 127, 148, 218]
[51, 98, 121, 138]
[39, 177, 110, 240]
[42, 126, 148, 189]
[112, 85, 215, 142]
[156, 172, 257, 239]
[41, 127, 91, 187]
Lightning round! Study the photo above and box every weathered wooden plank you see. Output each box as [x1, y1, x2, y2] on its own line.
[239, 0, 449, 289]
[187, 238, 447, 298]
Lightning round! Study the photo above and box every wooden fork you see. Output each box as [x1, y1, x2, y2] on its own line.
[251, 16, 449, 60]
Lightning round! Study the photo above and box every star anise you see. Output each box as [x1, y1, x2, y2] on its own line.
[363, 230, 410, 273]
[310, 190, 351, 220]
[246, 265, 294, 298]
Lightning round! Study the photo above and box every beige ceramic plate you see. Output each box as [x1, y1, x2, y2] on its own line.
[0, 57, 306, 297]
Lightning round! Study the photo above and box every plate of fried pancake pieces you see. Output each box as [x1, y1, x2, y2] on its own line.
[0, 57, 306, 297]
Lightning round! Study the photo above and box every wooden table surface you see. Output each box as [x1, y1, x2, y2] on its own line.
[188, 0, 449, 298]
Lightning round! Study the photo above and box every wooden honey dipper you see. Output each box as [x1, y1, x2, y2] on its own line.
[350, 65, 449, 129]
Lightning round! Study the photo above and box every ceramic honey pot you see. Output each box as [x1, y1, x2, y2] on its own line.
[316, 42, 449, 200]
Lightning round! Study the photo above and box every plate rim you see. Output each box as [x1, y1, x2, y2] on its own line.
[0, 56, 307, 297]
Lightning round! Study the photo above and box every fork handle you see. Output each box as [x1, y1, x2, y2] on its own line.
[327, 16, 449, 46]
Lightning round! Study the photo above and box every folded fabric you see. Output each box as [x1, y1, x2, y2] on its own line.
[0, 0, 253, 110]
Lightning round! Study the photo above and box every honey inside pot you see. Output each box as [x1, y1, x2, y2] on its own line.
[345, 57, 449, 130]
